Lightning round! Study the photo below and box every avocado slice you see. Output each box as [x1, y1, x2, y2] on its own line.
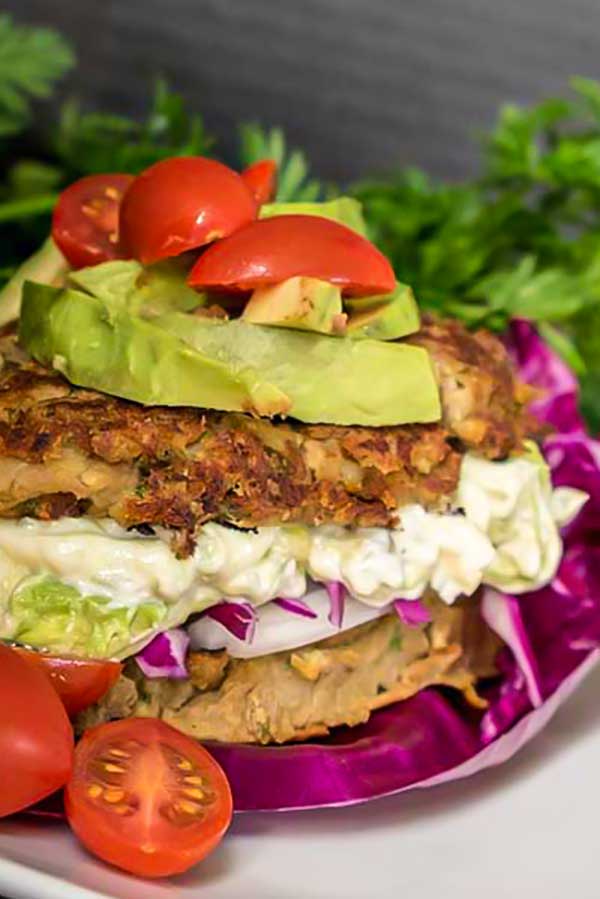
[0, 237, 68, 327]
[20, 281, 441, 426]
[68, 257, 204, 317]
[242, 277, 347, 335]
[260, 197, 368, 236]
[345, 282, 420, 340]
[20, 282, 290, 417]
[152, 312, 441, 425]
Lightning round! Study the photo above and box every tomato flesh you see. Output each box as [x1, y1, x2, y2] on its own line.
[0, 645, 73, 817]
[119, 156, 257, 265]
[188, 214, 396, 297]
[12, 649, 122, 717]
[52, 174, 134, 268]
[241, 159, 277, 204]
[65, 718, 232, 878]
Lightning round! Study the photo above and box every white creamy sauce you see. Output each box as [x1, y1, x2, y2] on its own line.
[0, 452, 587, 656]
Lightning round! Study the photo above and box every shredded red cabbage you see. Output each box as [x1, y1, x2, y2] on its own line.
[135, 629, 189, 679]
[326, 581, 346, 627]
[204, 600, 257, 642]
[509, 318, 585, 434]
[273, 597, 318, 619]
[393, 598, 432, 627]
[480, 588, 544, 743]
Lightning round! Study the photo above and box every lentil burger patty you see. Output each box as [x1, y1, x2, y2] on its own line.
[0, 319, 537, 551]
[78, 594, 501, 744]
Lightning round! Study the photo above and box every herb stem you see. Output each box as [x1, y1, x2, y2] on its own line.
[0, 193, 59, 224]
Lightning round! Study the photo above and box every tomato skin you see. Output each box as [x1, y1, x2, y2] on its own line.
[188, 214, 396, 297]
[0, 645, 73, 817]
[241, 159, 277, 204]
[52, 174, 135, 268]
[12, 649, 122, 717]
[65, 718, 232, 878]
[119, 156, 257, 265]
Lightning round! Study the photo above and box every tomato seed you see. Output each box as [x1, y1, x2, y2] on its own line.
[182, 787, 204, 800]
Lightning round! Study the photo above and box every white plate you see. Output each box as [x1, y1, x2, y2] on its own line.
[1, 667, 599, 899]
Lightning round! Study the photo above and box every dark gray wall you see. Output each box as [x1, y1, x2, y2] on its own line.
[7, 0, 600, 182]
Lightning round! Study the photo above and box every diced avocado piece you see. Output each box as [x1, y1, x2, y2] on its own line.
[0, 237, 68, 327]
[260, 196, 368, 236]
[242, 277, 347, 335]
[345, 282, 421, 340]
[68, 256, 204, 317]
[20, 282, 441, 426]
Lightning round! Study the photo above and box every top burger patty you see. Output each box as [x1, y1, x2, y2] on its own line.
[0, 319, 538, 548]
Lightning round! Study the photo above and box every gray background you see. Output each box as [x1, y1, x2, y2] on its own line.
[7, 0, 600, 182]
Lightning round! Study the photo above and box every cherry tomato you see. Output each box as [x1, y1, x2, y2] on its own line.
[241, 159, 277, 204]
[188, 214, 396, 297]
[12, 649, 122, 718]
[52, 174, 134, 268]
[0, 644, 73, 817]
[65, 718, 233, 878]
[119, 156, 257, 265]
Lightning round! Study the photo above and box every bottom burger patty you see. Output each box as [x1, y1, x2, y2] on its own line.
[77, 595, 501, 744]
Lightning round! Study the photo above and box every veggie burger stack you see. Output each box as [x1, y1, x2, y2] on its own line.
[0, 157, 586, 746]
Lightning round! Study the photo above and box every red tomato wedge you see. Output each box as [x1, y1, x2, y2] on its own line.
[119, 156, 257, 265]
[241, 159, 277, 204]
[65, 718, 233, 878]
[52, 174, 134, 268]
[188, 214, 396, 297]
[0, 644, 73, 817]
[12, 649, 122, 718]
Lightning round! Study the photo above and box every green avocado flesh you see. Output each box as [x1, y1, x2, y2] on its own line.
[68, 256, 203, 315]
[19, 280, 441, 425]
[143, 312, 440, 424]
[260, 197, 368, 236]
[0, 237, 68, 327]
[8, 575, 166, 658]
[346, 282, 420, 340]
[242, 277, 347, 334]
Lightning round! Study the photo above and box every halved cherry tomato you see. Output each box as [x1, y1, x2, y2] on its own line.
[119, 157, 257, 265]
[12, 648, 122, 718]
[241, 159, 277, 205]
[52, 174, 134, 269]
[188, 214, 396, 297]
[0, 644, 73, 817]
[65, 718, 233, 878]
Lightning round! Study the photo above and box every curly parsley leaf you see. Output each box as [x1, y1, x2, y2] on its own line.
[0, 14, 74, 138]
[55, 79, 213, 176]
[351, 79, 600, 430]
[238, 123, 326, 201]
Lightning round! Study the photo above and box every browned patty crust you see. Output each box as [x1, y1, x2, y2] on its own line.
[0, 319, 538, 548]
